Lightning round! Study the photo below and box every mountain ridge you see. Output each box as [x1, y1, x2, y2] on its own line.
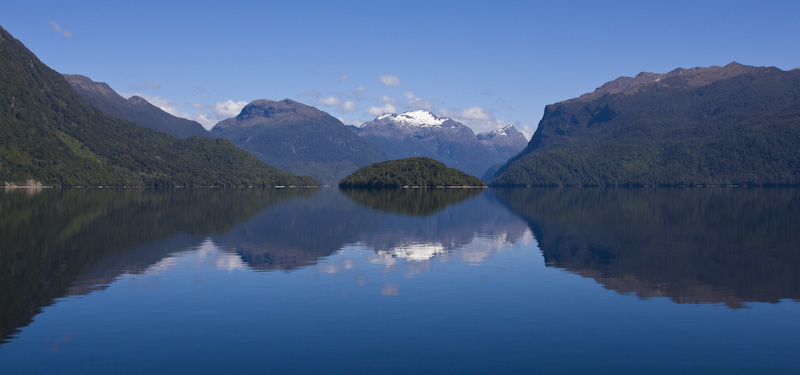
[0, 26, 316, 187]
[356, 110, 526, 179]
[491, 63, 800, 186]
[211, 99, 387, 185]
[64, 74, 208, 139]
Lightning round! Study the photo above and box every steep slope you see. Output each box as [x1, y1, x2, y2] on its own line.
[339, 157, 486, 188]
[476, 124, 528, 180]
[64, 74, 208, 139]
[356, 110, 526, 179]
[491, 63, 800, 186]
[211, 99, 387, 185]
[0, 26, 316, 187]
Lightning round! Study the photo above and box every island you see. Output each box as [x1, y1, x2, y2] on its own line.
[338, 157, 486, 188]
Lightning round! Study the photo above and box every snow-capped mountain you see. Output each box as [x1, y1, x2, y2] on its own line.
[211, 99, 387, 185]
[376, 110, 452, 128]
[477, 124, 528, 154]
[355, 110, 527, 179]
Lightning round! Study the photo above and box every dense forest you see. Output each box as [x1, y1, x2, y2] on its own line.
[339, 157, 486, 188]
[491, 65, 800, 186]
[0, 27, 317, 187]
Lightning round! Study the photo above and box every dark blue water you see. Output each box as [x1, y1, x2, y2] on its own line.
[1, 188, 798, 374]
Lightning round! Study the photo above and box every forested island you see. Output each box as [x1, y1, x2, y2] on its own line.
[339, 157, 486, 188]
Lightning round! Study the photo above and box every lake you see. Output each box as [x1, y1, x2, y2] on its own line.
[1, 188, 798, 374]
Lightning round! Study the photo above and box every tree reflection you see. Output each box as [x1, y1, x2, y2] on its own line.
[0, 188, 314, 343]
[494, 188, 800, 307]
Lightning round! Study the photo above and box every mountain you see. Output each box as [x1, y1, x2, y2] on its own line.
[338, 157, 486, 188]
[356, 110, 526, 179]
[0, 26, 316, 187]
[211, 99, 387, 185]
[64, 74, 208, 139]
[491, 62, 800, 186]
[476, 124, 528, 180]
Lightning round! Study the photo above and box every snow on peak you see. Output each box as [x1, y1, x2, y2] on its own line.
[488, 124, 514, 137]
[380, 110, 450, 128]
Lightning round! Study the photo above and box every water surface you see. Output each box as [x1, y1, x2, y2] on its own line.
[1, 188, 798, 374]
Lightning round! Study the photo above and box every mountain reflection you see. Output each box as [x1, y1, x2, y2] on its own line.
[349, 189, 527, 262]
[211, 189, 527, 267]
[211, 188, 384, 271]
[494, 188, 800, 308]
[0, 188, 314, 343]
[0, 187, 532, 346]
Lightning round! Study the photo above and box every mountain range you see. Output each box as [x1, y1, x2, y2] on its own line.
[4, 22, 798, 188]
[210, 99, 387, 185]
[355, 110, 527, 179]
[63, 73, 524, 185]
[491, 62, 800, 186]
[0, 26, 316, 187]
[64, 74, 207, 139]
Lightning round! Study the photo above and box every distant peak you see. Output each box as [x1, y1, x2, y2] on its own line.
[235, 98, 327, 120]
[377, 110, 451, 128]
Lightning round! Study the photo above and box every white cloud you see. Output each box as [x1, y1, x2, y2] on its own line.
[366, 103, 396, 116]
[379, 75, 400, 86]
[444, 106, 514, 135]
[131, 94, 181, 117]
[460, 107, 492, 121]
[353, 85, 368, 96]
[214, 100, 248, 119]
[408, 98, 432, 110]
[191, 113, 217, 130]
[403, 91, 415, 100]
[121, 92, 247, 130]
[341, 101, 356, 113]
[378, 95, 399, 105]
[49, 22, 73, 38]
[319, 96, 342, 107]
[339, 74, 351, 81]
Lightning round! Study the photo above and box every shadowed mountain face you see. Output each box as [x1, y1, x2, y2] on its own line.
[0, 27, 314, 187]
[64, 74, 208, 139]
[211, 99, 388, 185]
[356, 110, 527, 179]
[492, 63, 800, 186]
[494, 188, 800, 308]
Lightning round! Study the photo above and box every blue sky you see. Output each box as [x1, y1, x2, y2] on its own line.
[3, 0, 799, 137]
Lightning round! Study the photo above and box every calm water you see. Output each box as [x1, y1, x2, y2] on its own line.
[1, 188, 798, 374]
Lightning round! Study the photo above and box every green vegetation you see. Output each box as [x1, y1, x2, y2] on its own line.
[0, 27, 317, 187]
[338, 157, 486, 188]
[341, 188, 483, 216]
[493, 188, 800, 307]
[491, 67, 800, 186]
